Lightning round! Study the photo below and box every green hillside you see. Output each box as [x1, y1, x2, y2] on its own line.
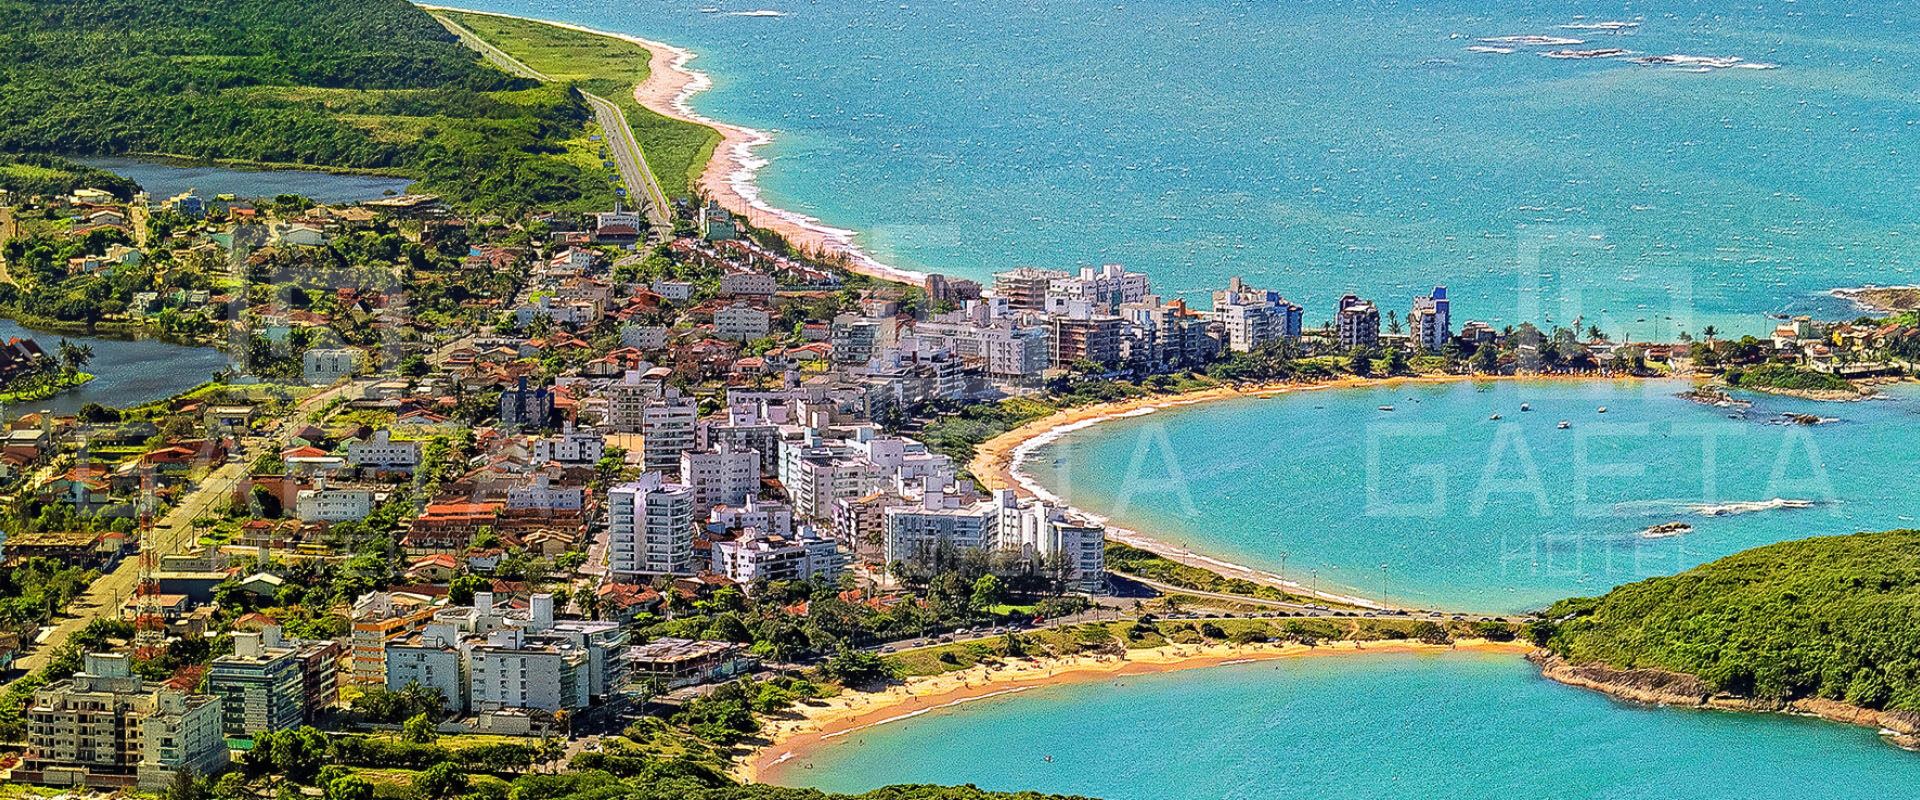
[0, 0, 615, 211]
[1539, 529, 1920, 710]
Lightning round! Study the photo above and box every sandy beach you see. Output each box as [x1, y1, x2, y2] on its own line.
[421, 5, 928, 287]
[969, 373, 1661, 608]
[620, 30, 929, 287]
[742, 638, 1534, 782]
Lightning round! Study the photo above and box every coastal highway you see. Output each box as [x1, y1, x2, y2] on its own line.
[430, 11, 672, 239]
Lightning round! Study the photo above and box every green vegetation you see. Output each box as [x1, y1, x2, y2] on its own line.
[1724, 363, 1856, 394]
[0, 0, 615, 212]
[0, 154, 140, 200]
[1538, 529, 1920, 710]
[1103, 544, 1313, 605]
[436, 10, 722, 201]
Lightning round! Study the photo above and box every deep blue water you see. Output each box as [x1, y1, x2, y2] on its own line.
[770, 653, 1920, 799]
[448, 0, 1920, 336]
[81, 158, 414, 204]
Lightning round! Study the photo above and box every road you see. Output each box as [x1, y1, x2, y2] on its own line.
[431, 11, 672, 238]
[0, 206, 17, 286]
[578, 91, 674, 239]
[3, 380, 363, 684]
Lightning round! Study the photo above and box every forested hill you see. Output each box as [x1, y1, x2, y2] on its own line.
[1539, 529, 1920, 711]
[0, 0, 615, 211]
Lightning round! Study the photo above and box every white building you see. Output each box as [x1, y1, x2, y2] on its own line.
[506, 472, 585, 512]
[302, 348, 363, 385]
[608, 472, 696, 575]
[385, 624, 467, 712]
[701, 404, 783, 474]
[711, 526, 843, 585]
[640, 393, 700, 472]
[777, 437, 888, 522]
[621, 324, 669, 351]
[295, 483, 373, 523]
[531, 423, 605, 466]
[347, 430, 421, 473]
[714, 302, 772, 341]
[911, 310, 1051, 378]
[467, 627, 589, 713]
[679, 444, 759, 512]
[720, 272, 777, 297]
[1409, 286, 1451, 352]
[1210, 277, 1303, 353]
[883, 486, 1107, 593]
[650, 279, 693, 301]
[515, 295, 601, 327]
[708, 495, 795, 538]
[1046, 263, 1150, 311]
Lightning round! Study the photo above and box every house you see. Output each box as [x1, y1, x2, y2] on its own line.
[406, 554, 459, 583]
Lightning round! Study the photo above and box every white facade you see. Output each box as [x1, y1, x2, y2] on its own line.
[1047, 263, 1150, 310]
[506, 472, 585, 512]
[679, 444, 759, 512]
[640, 394, 700, 471]
[347, 430, 421, 472]
[302, 348, 363, 385]
[711, 526, 844, 585]
[720, 272, 777, 296]
[621, 324, 669, 350]
[1210, 278, 1304, 353]
[650, 280, 693, 301]
[1410, 286, 1451, 352]
[531, 424, 605, 466]
[295, 485, 373, 523]
[608, 472, 696, 575]
[386, 626, 466, 712]
[714, 302, 772, 341]
[467, 628, 589, 713]
[709, 496, 795, 538]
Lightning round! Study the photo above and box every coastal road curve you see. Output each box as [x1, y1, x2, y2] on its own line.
[431, 10, 672, 238]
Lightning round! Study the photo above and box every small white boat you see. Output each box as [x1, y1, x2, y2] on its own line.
[1597, 406, 1609, 413]
[1489, 413, 1502, 420]
[1378, 405, 1395, 411]
[1558, 420, 1570, 429]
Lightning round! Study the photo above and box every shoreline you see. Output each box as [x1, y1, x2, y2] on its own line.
[419, 4, 929, 288]
[744, 638, 1534, 783]
[969, 372, 1662, 609]
[1532, 653, 1920, 753]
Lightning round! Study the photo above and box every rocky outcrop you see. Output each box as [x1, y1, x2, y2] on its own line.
[1530, 652, 1920, 751]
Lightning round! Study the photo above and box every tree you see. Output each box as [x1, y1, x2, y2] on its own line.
[402, 712, 439, 744]
[411, 763, 468, 799]
[448, 574, 487, 606]
[820, 648, 893, 687]
[969, 574, 1006, 611]
[324, 776, 374, 800]
[1347, 346, 1374, 377]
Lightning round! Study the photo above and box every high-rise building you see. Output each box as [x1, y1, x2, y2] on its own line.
[608, 473, 696, 575]
[639, 393, 699, 472]
[991, 267, 1068, 311]
[207, 627, 305, 735]
[1208, 278, 1304, 353]
[1337, 294, 1381, 349]
[680, 444, 760, 512]
[18, 654, 229, 791]
[1410, 286, 1452, 352]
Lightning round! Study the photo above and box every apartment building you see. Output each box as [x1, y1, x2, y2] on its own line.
[1409, 286, 1451, 352]
[608, 472, 696, 575]
[19, 654, 228, 791]
[1337, 294, 1381, 349]
[680, 443, 759, 512]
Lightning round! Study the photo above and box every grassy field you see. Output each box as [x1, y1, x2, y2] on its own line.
[438, 10, 722, 201]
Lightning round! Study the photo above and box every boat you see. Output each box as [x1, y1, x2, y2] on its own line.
[1489, 413, 1502, 420]
[1520, 403, 1530, 411]
[1558, 420, 1570, 429]
[1378, 405, 1395, 411]
[1596, 406, 1608, 413]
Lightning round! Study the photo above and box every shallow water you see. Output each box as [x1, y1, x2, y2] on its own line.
[1022, 378, 1920, 611]
[768, 652, 1920, 799]
[445, 0, 1920, 336]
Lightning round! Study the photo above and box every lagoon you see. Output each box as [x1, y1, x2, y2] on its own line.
[0, 318, 230, 416]
[1021, 378, 1920, 612]
[81, 158, 414, 205]
[769, 652, 1920, 799]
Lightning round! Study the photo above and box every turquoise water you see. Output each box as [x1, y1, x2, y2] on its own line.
[0, 319, 230, 416]
[1023, 379, 1920, 612]
[767, 653, 1920, 798]
[81, 158, 414, 204]
[450, 0, 1920, 336]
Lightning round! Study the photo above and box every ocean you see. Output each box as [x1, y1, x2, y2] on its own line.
[766, 652, 1920, 798]
[1021, 378, 1920, 611]
[446, 0, 1920, 337]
